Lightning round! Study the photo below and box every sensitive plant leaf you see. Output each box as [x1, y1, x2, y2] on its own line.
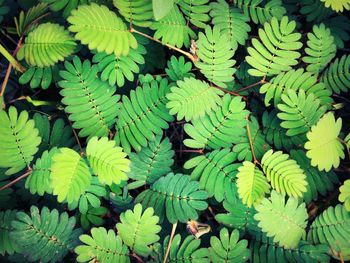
[152, 0, 174, 21]
[339, 180, 350, 211]
[305, 112, 344, 172]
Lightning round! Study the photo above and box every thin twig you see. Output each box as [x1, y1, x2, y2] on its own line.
[0, 37, 24, 99]
[211, 84, 247, 100]
[163, 222, 178, 263]
[130, 252, 145, 263]
[246, 116, 259, 164]
[0, 168, 32, 191]
[176, 149, 204, 154]
[130, 27, 197, 63]
[65, 113, 84, 155]
[235, 79, 266, 93]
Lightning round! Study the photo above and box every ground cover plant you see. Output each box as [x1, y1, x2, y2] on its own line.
[0, 0, 350, 262]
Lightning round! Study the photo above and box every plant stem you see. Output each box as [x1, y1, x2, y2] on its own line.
[0, 37, 25, 100]
[0, 41, 25, 73]
[130, 252, 145, 263]
[246, 116, 259, 165]
[163, 222, 178, 263]
[130, 27, 197, 63]
[235, 79, 266, 93]
[211, 84, 247, 101]
[65, 113, 84, 155]
[176, 149, 204, 154]
[0, 168, 32, 191]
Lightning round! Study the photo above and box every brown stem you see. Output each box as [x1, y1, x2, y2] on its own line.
[211, 84, 247, 101]
[176, 149, 204, 154]
[235, 79, 266, 93]
[130, 252, 145, 263]
[0, 37, 24, 99]
[0, 168, 32, 191]
[130, 27, 197, 63]
[246, 116, 259, 164]
[65, 113, 84, 155]
[163, 222, 178, 263]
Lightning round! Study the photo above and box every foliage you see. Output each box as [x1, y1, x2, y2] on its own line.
[254, 191, 308, 249]
[246, 16, 302, 77]
[307, 204, 350, 260]
[305, 112, 344, 172]
[0, 107, 41, 175]
[116, 204, 161, 257]
[1, 1, 350, 262]
[135, 173, 208, 223]
[10, 206, 81, 263]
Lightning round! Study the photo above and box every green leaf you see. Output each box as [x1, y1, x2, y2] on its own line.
[17, 22, 76, 67]
[0, 107, 41, 175]
[339, 180, 350, 211]
[10, 206, 81, 263]
[86, 137, 130, 186]
[237, 161, 270, 207]
[75, 227, 130, 263]
[152, 0, 174, 21]
[166, 77, 223, 121]
[135, 173, 208, 223]
[209, 228, 250, 263]
[0, 210, 18, 256]
[254, 191, 308, 249]
[307, 204, 350, 260]
[305, 112, 344, 172]
[320, 0, 350, 12]
[114, 0, 153, 27]
[51, 148, 92, 203]
[116, 203, 161, 257]
[261, 150, 307, 198]
[68, 3, 137, 56]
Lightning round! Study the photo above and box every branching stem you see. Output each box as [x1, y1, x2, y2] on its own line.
[130, 27, 197, 63]
[246, 116, 259, 165]
[0, 167, 32, 191]
[163, 222, 178, 263]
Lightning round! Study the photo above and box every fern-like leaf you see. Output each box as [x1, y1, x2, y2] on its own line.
[114, 0, 153, 27]
[19, 65, 58, 89]
[128, 135, 174, 188]
[160, 234, 209, 262]
[10, 206, 81, 263]
[307, 204, 350, 260]
[320, 0, 350, 12]
[277, 89, 327, 136]
[0, 0, 9, 23]
[261, 150, 307, 198]
[233, 0, 286, 25]
[86, 137, 130, 186]
[178, 0, 211, 29]
[40, 0, 88, 18]
[0, 210, 18, 256]
[255, 191, 308, 249]
[210, 0, 251, 51]
[51, 148, 92, 203]
[260, 69, 333, 107]
[305, 112, 344, 172]
[237, 161, 270, 207]
[166, 77, 223, 121]
[92, 42, 146, 87]
[14, 3, 48, 36]
[75, 227, 130, 263]
[302, 24, 336, 74]
[33, 113, 75, 156]
[115, 78, 173, 153]
[0, 107, 41, 175]
[291, 149, 339, 203]
[68, 3, 137, 56]
[184, 148, 240, 202]
[184, 94, 248, 148]
[321, 54, 350, 94]
[25, 148, 58, 196]
[116, 204, 161, 257]
[194, 26, 236, 88]
[165, 56, 194, 82]
[262, 110, 305, 150]
[246, 16, 302, 77]
[17, 23, 76, 67]
[135, 173, 208, 223]
[59, 56, 120, 139]
[339, 180, 350, 211]
[150, 5, 195, 48]
[209, 228, 250, 263]
[250, 232, 330, 263]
